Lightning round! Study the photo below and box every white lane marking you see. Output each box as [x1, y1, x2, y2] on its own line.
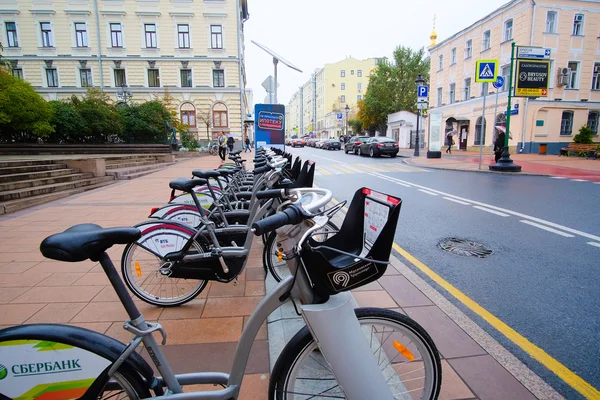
[369, 172, 600, 242]
[520, 220, 575, 237]
[374, 174, 412, 187]
[550, 176, 567, 179]
[418, 189, 439, 196]
[304, 153, 345, 164]
[443, 197, 472, 206]
[571, 179, 588, 182]
[587, 242, 600, 248]
[473, 206, 510, 217]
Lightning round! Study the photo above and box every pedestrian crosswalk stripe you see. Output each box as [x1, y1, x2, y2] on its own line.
[315, 163, 430, 175]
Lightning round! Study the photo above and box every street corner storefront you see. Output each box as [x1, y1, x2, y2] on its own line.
[444, 117, 470, 150]
[520, 101, 600, 155]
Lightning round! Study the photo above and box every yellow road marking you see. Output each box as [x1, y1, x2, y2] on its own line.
[331, 198, 598, 399]
[317, 167, 333, 175]
[333, 165, 354, 174]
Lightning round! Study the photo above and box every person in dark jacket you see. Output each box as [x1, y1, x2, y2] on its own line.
[227, 135, 235, 152]
[494, 131, 506, 163]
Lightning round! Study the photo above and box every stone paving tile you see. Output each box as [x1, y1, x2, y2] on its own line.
[244, 280, 266, 296]
[352, 290, 398, 308]
[36, 272, 86, 286]
[158, 299, 206, 320]
[0, 287, 30, 303]
[438, 360, 475, 400]
[26, 302, 87, 324]
[202, 296, 263, 318]
[0, 303, 46, 324]
[11, 285, 104, 303]
[158, 317, 244, 345]
[379, 275, 434, 307]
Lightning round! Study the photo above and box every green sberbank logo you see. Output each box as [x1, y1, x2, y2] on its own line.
[0, 364, 7, 380]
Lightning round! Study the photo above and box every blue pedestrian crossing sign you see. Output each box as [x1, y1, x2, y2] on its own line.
[475, 60, 498, 83]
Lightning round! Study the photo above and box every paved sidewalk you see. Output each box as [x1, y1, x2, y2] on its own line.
[400, 150, 600, 181]
[0, 155, 269, 398]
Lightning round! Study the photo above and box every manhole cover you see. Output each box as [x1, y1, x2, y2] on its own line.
[438, 238, 493, 258]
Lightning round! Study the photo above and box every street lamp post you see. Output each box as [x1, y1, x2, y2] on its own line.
[345, 104, 350, 138]
[117, 84, 132, 105]
[414, 74, 425, 156]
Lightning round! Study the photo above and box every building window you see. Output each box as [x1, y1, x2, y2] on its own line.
[110, 23, 123, 47]
[438, 55, 443, 71]
[340, 95, 346, 103]
[181, 110, 196, 127]
[592, 63, 600, 91]
[437, 87, 442, 106]
[465, 39, 472, 59]
[566, 62, 578, 89]
[500, 65, 510, 92]
[180, 69, 192, 87]
[341, 82, 345, 90]
[503, 20, 513, 41]
[178, 24, 190, 48]
[357, 95, 362, 101]
[75, 23, 87, 47]
[148, 69, 160, 87]
[475, 116, 486, 145]
[482, 30, 491, 50]
[464, 78, 471, 100]
[80, 69, 92, 87]
[450, 48, 456, 64]
[351, 70, 354, 75]
[560, 111, 574, 135]
[40, 22, 53, 47]
[12, 68, 23, 79]
[212, 102, 228, 128]
[114, 68, 126, 87]
[341, 70, 345, 77]
[357, 70, 362, 77]
[145, 24, 157, 48]
[546, 11, 557, 33]
[5, 22, 18, 47]
[572, 14, 584, 36]
[448, 83, 456, 104]
[210, 25, 223, 49]
[357, 82, 362, 91]
[46, 69, 58, 87]
[213, 69, 224, 87]
[587, 111, 599, 135]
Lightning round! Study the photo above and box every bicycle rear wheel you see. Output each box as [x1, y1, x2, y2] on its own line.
[122, 237, 208, 307]
[99, 369, 151, 399]
[270, 308, 442, 400]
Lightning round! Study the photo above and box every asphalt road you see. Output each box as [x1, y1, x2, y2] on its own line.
[286, 145, 600, 399]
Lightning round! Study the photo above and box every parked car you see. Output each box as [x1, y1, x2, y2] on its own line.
[358, 137, 399, 157]
[291, 138, 305, 147]
[315, 139, 325, 148]
[322, 139, 341, 150]
[344, 136, 371, 155]
[307, 138, 316, 147]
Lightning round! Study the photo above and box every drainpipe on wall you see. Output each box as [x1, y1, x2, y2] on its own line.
[236, 0, 245, 141]
[521, 0, 537, 152]
[93, 0, 104, 91]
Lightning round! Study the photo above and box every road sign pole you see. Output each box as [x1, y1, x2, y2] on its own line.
[478, 82, 487, 169]
[490, 42, 522, 172]
[273, 57, 279, 104]
[492, 88, 500, 157]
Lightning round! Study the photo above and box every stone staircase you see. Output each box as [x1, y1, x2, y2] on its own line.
[105, 155, 176, 180]
[0, 160, 115, 214]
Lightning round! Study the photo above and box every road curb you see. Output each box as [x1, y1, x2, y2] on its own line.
[402, 158, 549, 176]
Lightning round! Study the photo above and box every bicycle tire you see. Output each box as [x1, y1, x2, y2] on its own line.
[122, 235, 208, 307]
[270, 308, 442, 400]
[99, 368, 152, 399]
[263, 221, 339, 282]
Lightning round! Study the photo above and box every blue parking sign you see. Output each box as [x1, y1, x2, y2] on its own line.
[417, 86, 428, 98]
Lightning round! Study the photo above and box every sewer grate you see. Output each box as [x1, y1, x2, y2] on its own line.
[438, 238, 493, 258]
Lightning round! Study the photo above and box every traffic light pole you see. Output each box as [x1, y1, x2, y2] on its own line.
[489, 42, 522, 172]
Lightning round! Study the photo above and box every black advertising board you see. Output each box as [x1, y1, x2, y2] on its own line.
[515, 60, 550, 97]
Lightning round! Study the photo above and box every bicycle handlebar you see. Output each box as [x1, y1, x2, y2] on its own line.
[251, 205, 304, 236]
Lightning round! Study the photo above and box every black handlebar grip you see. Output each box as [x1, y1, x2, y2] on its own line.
[253, 165, 272, 174]
[252, 205, 304, 236]
[255, 189, 284, 200]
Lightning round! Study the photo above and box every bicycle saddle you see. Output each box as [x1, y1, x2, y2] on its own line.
[40, 224, 141, 262]
[230, 150, 242, 155]
[169, 178, 208, 192]
[192, 169, 221, 179]
[216, 168, 233, 176]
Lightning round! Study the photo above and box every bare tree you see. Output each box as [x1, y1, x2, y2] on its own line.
[197, 107, 213, 142]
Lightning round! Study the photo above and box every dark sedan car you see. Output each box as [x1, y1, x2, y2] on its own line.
[322, 139, 341, 150]
[358, 137, 399, 157]
[344, 136, 370, 155]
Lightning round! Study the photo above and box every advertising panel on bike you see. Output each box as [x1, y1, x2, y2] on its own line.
[255, 104, 285, 150]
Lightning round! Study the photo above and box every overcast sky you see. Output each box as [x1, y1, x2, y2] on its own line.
[244, 0, 510, 108]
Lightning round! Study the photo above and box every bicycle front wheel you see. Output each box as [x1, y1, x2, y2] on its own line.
[270, 308, 442, 400]
[100, 369, 151, 399]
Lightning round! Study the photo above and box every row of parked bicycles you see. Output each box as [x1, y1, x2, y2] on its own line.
[0, 147, 442, 399]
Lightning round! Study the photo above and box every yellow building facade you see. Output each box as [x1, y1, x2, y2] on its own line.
[427, 0, 600, 154]
[0, 0, 250, 141]
[287, 56, 380, 137]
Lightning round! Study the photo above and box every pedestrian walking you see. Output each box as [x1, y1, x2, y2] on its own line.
[445, 131, 455, 154]
[244, 135, 251, 152]
[494, 130, 506, 163]
[227, 135, 235, 152]
[218, 132, 227, 161]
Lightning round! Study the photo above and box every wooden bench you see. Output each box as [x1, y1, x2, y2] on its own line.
[559, 143, 598, 159]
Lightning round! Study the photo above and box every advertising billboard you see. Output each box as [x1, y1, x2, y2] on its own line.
[254, 104, 285, 149]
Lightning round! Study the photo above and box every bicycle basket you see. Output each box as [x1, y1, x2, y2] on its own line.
[300, 187, 401, 297]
